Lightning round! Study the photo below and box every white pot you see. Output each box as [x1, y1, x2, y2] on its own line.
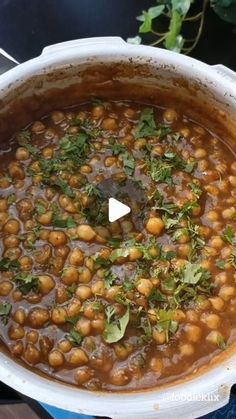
[0, 37, 236, 419]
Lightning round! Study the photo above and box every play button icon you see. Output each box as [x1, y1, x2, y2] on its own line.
[108, 198, 131, 222]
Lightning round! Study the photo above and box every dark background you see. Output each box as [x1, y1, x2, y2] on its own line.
[0, 0, 235, 69]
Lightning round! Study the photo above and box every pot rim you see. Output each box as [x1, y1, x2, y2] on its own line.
[0, 37, 236, 418]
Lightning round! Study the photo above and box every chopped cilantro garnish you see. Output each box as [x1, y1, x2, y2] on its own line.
[66, 330, 82, 346]
[103, 307, 130, 343]
[0, 302, 12, 325]
[0, 258, 20, 272]
[14, 273, 39, 295]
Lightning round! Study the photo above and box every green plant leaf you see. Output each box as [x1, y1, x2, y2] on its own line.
[138, 5, 165, 33]
[165, 10, 183, 51]
[0, 258, 20, 272]
[172, 0, 192, 16]
[104, 307, 130, 343]
[0, 302, 12, 325]
[212, 0, 236, 24]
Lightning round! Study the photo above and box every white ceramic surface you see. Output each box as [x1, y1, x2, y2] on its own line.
[0, 37, 236, 419]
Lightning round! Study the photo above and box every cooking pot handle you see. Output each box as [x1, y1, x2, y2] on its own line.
[212, 64, 236, 83]
[41, 36, 127, 55]
[0, 48, 19, 74]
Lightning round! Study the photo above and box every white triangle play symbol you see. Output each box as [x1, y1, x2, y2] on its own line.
[108, 198, 131, 222]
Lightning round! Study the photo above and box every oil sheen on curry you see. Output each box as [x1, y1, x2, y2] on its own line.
[0, 100, 236, 391]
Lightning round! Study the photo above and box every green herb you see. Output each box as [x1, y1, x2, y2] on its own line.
[139, 316, 152, 342]
[148, 288, 167, 307]
[91, 300, 103, 311]
[66, 330, 82, 346]
[104, 270, 118, 289]
[108, 142, 126, 156]
[122, 151, 136, 176]
[91, 97, 108, 107]
[74, 119, 103, 138]
[188, 182, 202, 198]
[216, 259, 226, 270]
[93, 254, 111, 270]
[52, 216, 77, 229]
[0, 258, 20, 272]
[84, 184, 103, 199]
[108, 237, 122, 248]
[103, 307, 130, 343]
[152, 191, 177, 215]
[221, 225, 236, 245]
[216, 335, 227, 350]
[135, 108, 171, 139]
[148, 152, 195, 185]
[60, 133, 90, 164]
[35, 202, 47, 215]
[122, 276, 135, 292]
[228, 248, 236, 268]
[14, 273, 39, 295]
[0, 302, 12, 325]
[182, 262, 210, 285]
[65, 315, 80, 326]
[67, 283, 77, 298]
[17, 130, 31, 142]
[115, 293, 131, 306]
[50, 178, 75, 198]
[110, 248, 130, 262]
[7, 194, 16, 205]
[22, 143, 39, 156]
[155, 309, 179, 341]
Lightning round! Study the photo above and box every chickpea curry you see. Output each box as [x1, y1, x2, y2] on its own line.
[0, 99, 236, 391]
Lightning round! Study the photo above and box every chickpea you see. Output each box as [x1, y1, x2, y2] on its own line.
[163, 108, 178, 123]
[185, 324, 201, 342]
[91, 280, 105, 296]
[194, 148, 207, 159]
[0, 281, 13, 296]
[186, 310, 199, 322]
[42, 147, 54, 159]
[8, 162, 25, 180]
[48, 231, 67, 247]
[32, 121, 45, 133]
[28, 307, 50, 328]
[104, 156, 117, 167]
[26, 331, 39, 344]
[152, 329, 166, 344]
[173, 309, 186, 322]
[206, 211, 219, 222]
[74, 367, 93, 385]
[209, 296, 225, 311]
[146, 217, 164, 236]
[204, 185, 219, 196]
[201, 313, 220, 329]
[11, 341, 24, 357]
[219, 285, 235, 301]
[62, 267, 79, 285]
[37, 210, 53, 225]
[80, 164, 92, 175]
[69, 248, 84, 266]
[150, 357, 163, 373]
[110, 369, 130, 386]
[67, 300, 81, 317]
[197, 159, 208, 171]
[78, 267, 92, 284]
[180, 343, 194, 356]
[136, 278, 153, 297]
[4, 235, 20, 249]
[34, 244, 51, 264]
[222, 207, 236, 220]
[8, 325, 25, 340]
[102, 118, 118, 131]
[76, 285, 92, 300]
[4, 247, 22, 260]
[77, 225, 96, 242]
[210, 236, 224, 250]
[19, 256, 33, 272]
[38, 275, 55, 294]
[52, 307, 67, 325]
[58, 340, 72, 353]
[178, 244, 191, 259]
[14, 309, 26, 325]
[0, 211, 9, 225]
[48, 350, 64, 368]
[3, 219, 20, 234]
[129, 247, 143, 261]
[214, 272, 227, 285]
[69, 349, 88, 366]
[24, 343, 40, 365]
[16, 147, 30, 161]
[134, 138, 146, 150]
[0, 198, 8, 211]
[76, 317, 91, 336]
[206, 330, 224, 346]
[92, 319, 105, 333]
[55, 245, 70, 259]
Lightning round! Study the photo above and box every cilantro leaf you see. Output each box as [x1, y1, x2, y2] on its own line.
[188, 182, 202, 198]
[0, 258, 20, 272]
[52, 216, 77, 229]
[103, 307, 130, 343]
[50, 178, 75, 198]
[135, 108, 158, 139]
[14, 273, 39, 295]
[222, 225, 236, 245]
[0, 302, 12, 325]
[66, 330, 82, 346]
[155, 309, 179, 341]
[122, 151, 136, 176]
